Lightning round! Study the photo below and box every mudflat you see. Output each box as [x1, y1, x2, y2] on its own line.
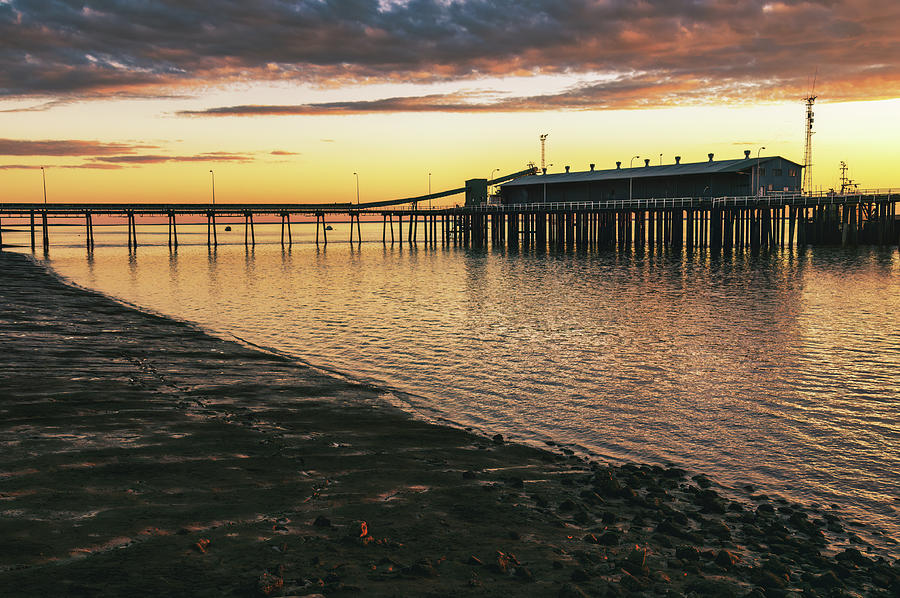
[0, 251, 896, 597]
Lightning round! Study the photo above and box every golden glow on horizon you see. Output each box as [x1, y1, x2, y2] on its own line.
[1, 96, 898, 204]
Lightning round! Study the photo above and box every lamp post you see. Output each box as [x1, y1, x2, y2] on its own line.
[756, 146, 766, 196]
[41, 166, 47, 204]
[353, 172, 360, 205]
[428, 172, 432, 208]
[209, 169, 215, 205]
[629, 155, 639, 201]
[659, 153, 663, 166]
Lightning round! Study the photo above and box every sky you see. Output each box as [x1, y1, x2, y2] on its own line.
[1, 0, 899, 205]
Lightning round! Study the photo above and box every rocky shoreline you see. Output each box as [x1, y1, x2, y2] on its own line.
[1, 250, 897, 597]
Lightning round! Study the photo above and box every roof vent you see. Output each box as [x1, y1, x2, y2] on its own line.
[589, 163, 595, 171]
[744, 150, 751, 159]
[616, 161, 622, 169]
[565, 165, 570, 173]
[675, 156, 681, 165]
[708, 153, 714, 162]
[644, 158, 650, 167]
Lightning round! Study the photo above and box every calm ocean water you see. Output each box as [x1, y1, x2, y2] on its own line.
[4, 220, 899, 550]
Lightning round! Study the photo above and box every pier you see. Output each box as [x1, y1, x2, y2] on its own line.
[0, 190, 897, 252]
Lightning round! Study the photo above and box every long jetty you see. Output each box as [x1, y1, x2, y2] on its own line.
[0, 190, 897, 251]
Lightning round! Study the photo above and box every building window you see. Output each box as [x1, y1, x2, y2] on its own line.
[773, 168, 783, 176]
[789, 168, 797, 176]
[759, 167, 766, 176]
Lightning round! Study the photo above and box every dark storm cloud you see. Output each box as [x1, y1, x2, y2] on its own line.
[2, 1, 898, 107]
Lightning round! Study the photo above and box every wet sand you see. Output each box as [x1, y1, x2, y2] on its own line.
[0, 251, 896, 597]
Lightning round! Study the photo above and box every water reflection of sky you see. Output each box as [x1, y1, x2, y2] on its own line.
[8, 222, 899, 552]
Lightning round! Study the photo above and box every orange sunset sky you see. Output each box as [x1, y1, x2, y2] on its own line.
[1, 0, 899, 205]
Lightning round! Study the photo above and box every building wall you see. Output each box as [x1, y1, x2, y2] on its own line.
[502, 159, 802, 204]
[755, 158, 802, 194]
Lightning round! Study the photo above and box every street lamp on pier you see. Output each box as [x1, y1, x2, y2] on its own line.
[428, 172, 432, 208]
[41, 166, 47, 204]
[629, 155, 639, 201]
[209, 170, 215, 205]
[756, 147, 766, 196]
[353, 172, 360, 205]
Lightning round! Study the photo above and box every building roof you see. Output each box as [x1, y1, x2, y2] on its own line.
[501, 156, 801, 188]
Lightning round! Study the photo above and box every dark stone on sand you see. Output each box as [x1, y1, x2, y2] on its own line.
[757, 503, 775, 515]
[492, 434, 504, 444]
[835, 547, 871, 566]
[714, 549, 740, 569]
[619, 569, 646, 591]
[313, 515, 332, 527]
[751, 568, 788, 590]
[812, 570, 842, 589]
[675, 546, 700, 562]
[692, 474, 712, 489]
[507, 476, 524, 489]
[597, 532, 620, 546]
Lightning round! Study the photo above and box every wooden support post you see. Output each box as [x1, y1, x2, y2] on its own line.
[86, 212, 95, 250]
[30, 210, 36, 251]
[41, 210, 49, 249]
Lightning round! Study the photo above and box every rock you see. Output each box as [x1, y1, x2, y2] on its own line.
[714, 549, 740, 569]
[762, 556, 790, 578]
[621, 546, 649, 576]
[835, 547, 870, 566]
[618, 569, 646, 591]
[812, 570, 842, 589]
[675, 545, 700, 561]
[313, 515, 331, 527]
[492, 551, 519, 574]
[193, 538, 210, 553]
[692, 474, 713, 489]
[757, 503, 775, 515]
[492, 433, 504, 444]
[597, 531, 620, 546]
[751, 568, 788, 590]
[257, 571, 283, 596]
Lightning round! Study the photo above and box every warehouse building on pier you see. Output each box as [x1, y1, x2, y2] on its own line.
[499, 152, 802, 204]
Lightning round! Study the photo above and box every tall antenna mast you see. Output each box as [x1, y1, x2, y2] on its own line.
[802, 70, 817, 194]
[540, 134, 548, 171]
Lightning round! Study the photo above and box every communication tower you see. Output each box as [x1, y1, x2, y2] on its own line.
[839, 161, 858, 194]
[540, 134, 548, 171]
[802, 72, 817, 194]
